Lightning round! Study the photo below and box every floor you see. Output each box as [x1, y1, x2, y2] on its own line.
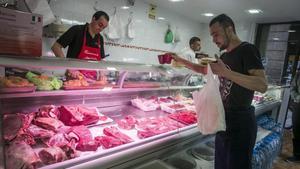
[272, 129, 300, 169]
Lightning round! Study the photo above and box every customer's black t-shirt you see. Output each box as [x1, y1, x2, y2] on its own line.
[219, 42, 264, 110]
[57, 23, 105, 59]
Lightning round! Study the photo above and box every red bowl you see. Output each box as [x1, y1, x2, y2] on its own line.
[164, 54, 172, 64]
[158, 54, 165, 64]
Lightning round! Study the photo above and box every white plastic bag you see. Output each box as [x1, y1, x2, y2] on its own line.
[127, 13, 135, 39]
[192, 65, 226, 134]
[173, 26, 181, 43]
[104, 8, 122, 40]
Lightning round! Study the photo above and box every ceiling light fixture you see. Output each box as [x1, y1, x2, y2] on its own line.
[168, 0, 184, 2]
[121, 6, 130, 9]
[158, 17, 166, 20]
[202, 13, 214, 17]
[272, 38, 280, 41]
[288, 30, 296, 33]
[247, 9, 263, 14]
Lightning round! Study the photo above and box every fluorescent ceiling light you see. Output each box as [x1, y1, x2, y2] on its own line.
[272, 38, 280, 41]
[121, 6, 130, 9]
[288, 30, 296, 33]
[247, 9, 263, 14]
[106, 67, 117, 71]
[158, 17, 166, 20]
[169, 0, 184, 2]
[202, 13, 214, 17]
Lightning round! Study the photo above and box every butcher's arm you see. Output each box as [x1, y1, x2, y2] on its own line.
[51, 42, 65, 58]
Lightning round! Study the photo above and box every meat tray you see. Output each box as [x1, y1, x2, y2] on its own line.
[0, 86, 36, 94]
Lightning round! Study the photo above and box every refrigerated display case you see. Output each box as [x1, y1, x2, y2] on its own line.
[0, 55, 287, 169]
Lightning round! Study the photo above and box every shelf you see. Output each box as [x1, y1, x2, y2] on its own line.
[0, 55, 161, 73]
[0, 86, 203, 99]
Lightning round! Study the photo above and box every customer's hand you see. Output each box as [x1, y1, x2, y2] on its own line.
[210, 54, 229, 77]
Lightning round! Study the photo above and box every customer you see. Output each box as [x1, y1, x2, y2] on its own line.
[51, 11, 109, 80]
[287, 70, 300, 163]
[209, 14, 267, 169]
[171, 14, 267, 169]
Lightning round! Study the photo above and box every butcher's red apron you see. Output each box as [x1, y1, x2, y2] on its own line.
[77, 27, 101, 80]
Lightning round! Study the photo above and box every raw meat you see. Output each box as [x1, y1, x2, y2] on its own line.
[117, 115, 137, 130]
[44, 133, 70, 147]
[71, 126, 99, 151]
[168, 110, 197, 125]
[27, 124, 55, 139]
[136, 117, 185, 139]
[58, 105, 99, 126]
[6, 141, 40, 169]
[103, 126, 133, 144]
[14, 133, 36, 146]
[58, 106, 84, 126]
[3, 114, 23, 142]
[37, 105, 60, 119]
[3, 113, 35, 142]
[38, 146, 66, 165]
[34, 117, 64, 131]
[77, 106, 100, 125]
[76, 140, 98, 151]
[95, 136, 123, 149]
[131, 98, 160, 111]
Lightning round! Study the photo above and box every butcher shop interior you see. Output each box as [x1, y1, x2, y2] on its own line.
[0, 0, 300, 169]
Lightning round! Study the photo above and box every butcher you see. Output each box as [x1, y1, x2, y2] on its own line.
[51, 11, 109, 80]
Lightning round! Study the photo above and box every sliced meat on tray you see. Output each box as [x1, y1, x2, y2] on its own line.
[136, 117, 186, 139]
[103, 126, 133, 144]
[117, 115, 137, 130]
[6, 141, 40, 169]
[168, 110, 197, 125]
[39, 146, 66, 165]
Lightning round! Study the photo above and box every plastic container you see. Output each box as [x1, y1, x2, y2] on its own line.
[131, 99, 159, 111]
[165, 157, 197, 169]
[160, 103, 186, 113]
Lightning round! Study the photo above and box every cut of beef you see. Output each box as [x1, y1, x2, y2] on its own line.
[58, 105, 99, 126]
[71, 125, 99, 151]
[3, 114, 23, 142]
[38, 146, 66, 165]
[58, 105, 84, 126]
[103, 126, 133, 144]
[3, 112, 35, 142]
[33, 117, 64, 131]
[77, 106, 99, 125]
[6, 141, 40, 169]
[95, 136, 123, 149]
[76, 140, 98, 151]
[37, 105, 60, 119]
[44, 133, 69, 147]
[27, 124, 55, 139]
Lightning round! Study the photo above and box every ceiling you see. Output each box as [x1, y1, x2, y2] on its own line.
[143, 0, 300, 23]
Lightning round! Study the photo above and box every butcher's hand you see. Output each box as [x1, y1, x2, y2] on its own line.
[210, 55, 229, 77]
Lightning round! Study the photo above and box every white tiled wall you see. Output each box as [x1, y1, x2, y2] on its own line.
[43, 0, 256, 64]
